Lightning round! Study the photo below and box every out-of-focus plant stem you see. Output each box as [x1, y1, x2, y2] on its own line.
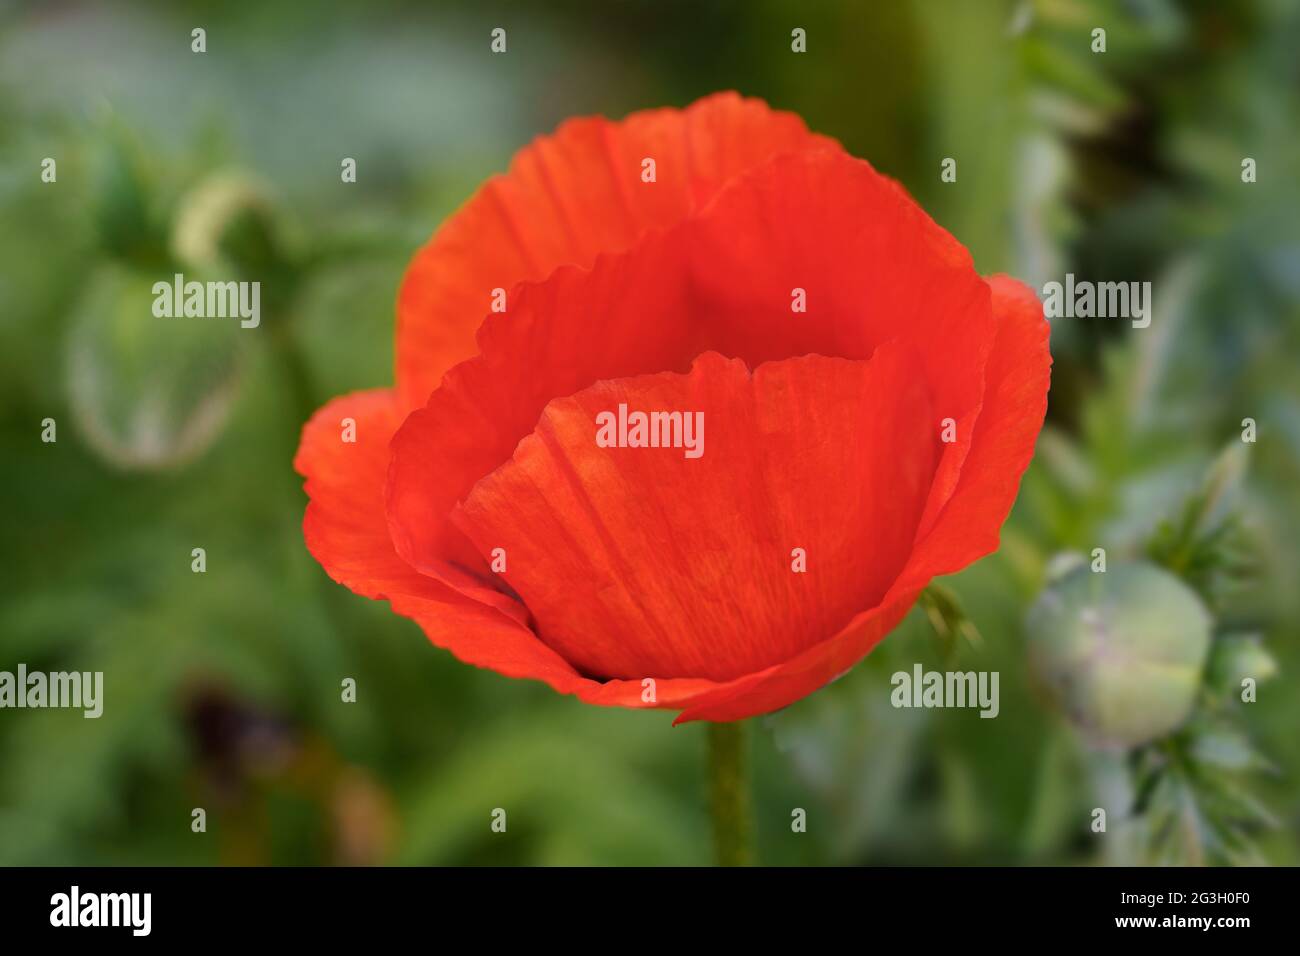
[707, 720, 753, 866]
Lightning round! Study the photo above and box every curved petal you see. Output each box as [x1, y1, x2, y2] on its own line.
[451, 349, 940, 682]
[296, 388, 417, 602]
[294, 389, 590, 690]
[387, 149, 994, 601]
[673, 275, 1050, 722]
[395, 92, 839, 406]
[896, 273, 1051, 587]
[296, 388, 528, 623]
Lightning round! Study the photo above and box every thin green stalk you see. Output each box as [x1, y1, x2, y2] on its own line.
[707, 720, 753, 866]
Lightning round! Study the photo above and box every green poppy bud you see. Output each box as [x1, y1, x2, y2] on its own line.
[1026, 561, 1211, 749]
[66, 264, 243, 470]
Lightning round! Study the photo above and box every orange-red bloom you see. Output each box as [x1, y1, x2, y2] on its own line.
[294, 92, 1051, 723]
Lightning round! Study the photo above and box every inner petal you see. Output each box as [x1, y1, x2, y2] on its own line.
[452, 348, 941, 682]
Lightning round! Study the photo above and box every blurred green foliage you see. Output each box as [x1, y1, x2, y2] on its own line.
[1, 0, 1296, 865]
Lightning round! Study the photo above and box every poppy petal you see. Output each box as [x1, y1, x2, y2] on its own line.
[895, 273, 1051, 587]
[395, 92, 838, 406]
[294, 390, 599, 689]
[451, 348, 940, 683]
[640, 278, 1049, 723]
[296, 388, 529, 623]
[296, 388, 413, 601]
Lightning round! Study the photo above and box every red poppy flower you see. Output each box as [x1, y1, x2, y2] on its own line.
[294, 92, 1050, 724]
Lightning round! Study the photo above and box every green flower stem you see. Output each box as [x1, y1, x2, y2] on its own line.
[707, 720, 753, 866]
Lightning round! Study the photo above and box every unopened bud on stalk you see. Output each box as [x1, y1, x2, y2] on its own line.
[1026, 561, 1211, 749]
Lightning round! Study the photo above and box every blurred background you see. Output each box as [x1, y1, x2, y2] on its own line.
[1, 0, 1297, 865]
